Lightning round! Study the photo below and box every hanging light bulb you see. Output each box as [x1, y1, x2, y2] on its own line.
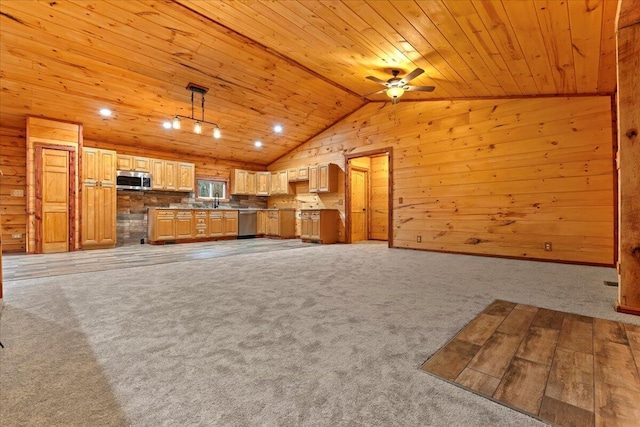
[194, 121, 202, 134]
[213, 126, 221, 139]
[172, 116, 181, 129]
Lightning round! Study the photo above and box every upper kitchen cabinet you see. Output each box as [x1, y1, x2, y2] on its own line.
[151, 159, 193, 192]
[116, 154, 150, 173]
[288, 167, 309, 182]
[309, 163, 339, 193]
[269, 170, 290, 195]
[256, 172, 270, 196]
[178, 162, 195, 192]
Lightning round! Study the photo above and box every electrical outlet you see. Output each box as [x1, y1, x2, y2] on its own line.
[338, 199, 343, 205]
[399, 197, 403, 204]
[417, 235, 422, 243]
[12, 233, 22, 239]
[544, 242, 552, 251]
[10, 189, 24, 197]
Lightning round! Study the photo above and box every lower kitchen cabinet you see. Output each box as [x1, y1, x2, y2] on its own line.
[257, 210, 268, 235]
[148, 208, 238, 244]
[265, 209, 296, 238]
[301, 209, 339, 244]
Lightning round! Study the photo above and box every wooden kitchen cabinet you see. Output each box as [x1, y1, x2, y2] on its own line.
[148, 209, 177, 242]
[151, 159, 178, 191]
[82, 147, 117, 249]
[256, 172, 270, 196]
[300, 209, 339, 244]
[194, 210, 209, 238]
[223, 210, 238, 236]
[209, 210, 238, 237]
[231, 169, 249, 195]
[178, 162, 195, 192]
[269, 170, 290, 195]
[265, 209, 296, 238]
[175, 210, 194, 239]
[246, 171, 257, 195]
[116, 154, 150, 172]
[297, 167, 309, 181]
[309, 163, 339, 193]
[257, 210, 268, 235]
[148, 209, 238, 244]
[288, 167, 309, 182]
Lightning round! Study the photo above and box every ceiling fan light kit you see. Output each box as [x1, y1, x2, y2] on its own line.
[364, 68, 435, 104]
[171, 83, 222, 139]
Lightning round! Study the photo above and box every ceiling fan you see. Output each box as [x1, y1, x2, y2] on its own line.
[363, 68, 435, 104]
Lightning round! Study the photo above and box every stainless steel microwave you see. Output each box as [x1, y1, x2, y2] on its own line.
[116, 170, 152, 191]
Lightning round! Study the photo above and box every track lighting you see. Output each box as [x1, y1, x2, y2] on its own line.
[171, 83, 221, 138]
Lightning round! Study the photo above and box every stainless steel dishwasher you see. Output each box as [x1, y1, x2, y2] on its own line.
[237, 210, 257, 238]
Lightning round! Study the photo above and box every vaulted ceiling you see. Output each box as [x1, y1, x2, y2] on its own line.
[0, 0, 618, 166]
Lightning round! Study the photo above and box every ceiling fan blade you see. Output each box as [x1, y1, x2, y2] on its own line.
[399, 68, 425, 85]
[405, 85, 436, 92]
[361, 88, 387, 98]
[366, 75, 390, 86]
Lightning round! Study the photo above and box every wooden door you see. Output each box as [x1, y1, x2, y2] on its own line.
[301, 211, 311, 238]
[154, 211, 176, 240]
[151, 159, 164, 190]
[224, 211, 238, 236]
[100, 183, 116, 245]
[350, 168, 368, 243]
[246, 172, 257, 195]
[309, 166, 318, 192]
[175, 211, 193, 238]
[40, 148, 70, 253]
[164, 161, 178, 190]
[310, 212, 321, 239]
[178, 163, 194, 192]
[318, 164, 329, 191]
[256, 172, 270, 195]
[209, 211, 224, 236]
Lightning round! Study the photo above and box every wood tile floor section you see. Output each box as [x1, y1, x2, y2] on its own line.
[422, 300, 640, 427]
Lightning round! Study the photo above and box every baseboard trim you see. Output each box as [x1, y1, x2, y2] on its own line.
[615, 302, 640, 316]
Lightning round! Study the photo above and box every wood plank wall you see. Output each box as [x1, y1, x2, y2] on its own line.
[0, 127, 26, 252]
[26, 117, 82, 253]
[269, 96, 615, 265]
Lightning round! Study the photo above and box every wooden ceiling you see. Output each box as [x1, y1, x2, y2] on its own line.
[0, 1, 618, 166]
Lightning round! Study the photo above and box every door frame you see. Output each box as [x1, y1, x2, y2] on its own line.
[345, 148, 393, 246]
[34, 143, 78, 254]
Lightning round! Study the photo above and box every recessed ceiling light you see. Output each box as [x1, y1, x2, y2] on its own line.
[273, 124, 283, 133]
[99, 108, 112, 117]
[162, 121, 172, 129]
[254, 141, 262, 147]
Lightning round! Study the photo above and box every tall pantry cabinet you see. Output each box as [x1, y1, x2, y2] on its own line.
[81, 147, 117, 249]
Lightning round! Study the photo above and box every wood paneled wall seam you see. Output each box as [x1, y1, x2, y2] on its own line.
[269, 96, 615, 265]
[616, 0, 640, 314]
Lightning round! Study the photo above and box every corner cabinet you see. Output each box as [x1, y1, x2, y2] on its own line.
[301, 209, 339, 244]
[265, 209, 296, 238]
[82, 147, 117, 249]
[309, 163, 339, 193]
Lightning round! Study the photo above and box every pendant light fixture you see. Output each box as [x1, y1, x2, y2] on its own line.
[171, 83, 221, 139]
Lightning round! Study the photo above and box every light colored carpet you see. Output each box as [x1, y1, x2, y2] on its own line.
[1, 242, 636, 426]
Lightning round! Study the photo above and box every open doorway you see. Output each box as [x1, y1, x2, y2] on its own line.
[345, 148, 392, 246]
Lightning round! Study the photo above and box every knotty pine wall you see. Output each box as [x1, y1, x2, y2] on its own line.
[269, 96, 615, 265]
[0, 127, 26, 252]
